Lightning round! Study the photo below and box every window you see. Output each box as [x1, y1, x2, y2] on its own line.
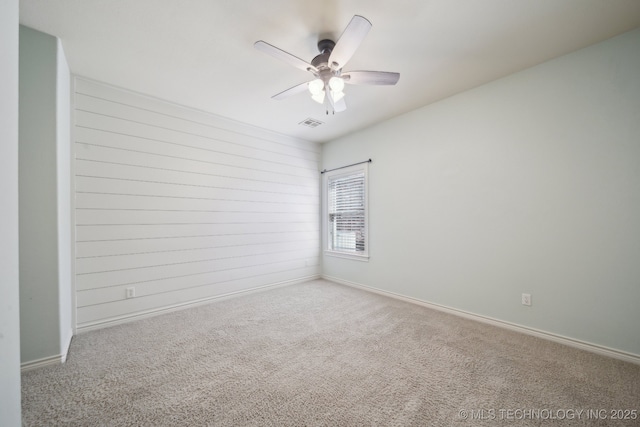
[324, 163, 369, 260]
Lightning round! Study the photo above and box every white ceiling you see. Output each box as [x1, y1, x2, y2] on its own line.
[19, 0, 640, 143]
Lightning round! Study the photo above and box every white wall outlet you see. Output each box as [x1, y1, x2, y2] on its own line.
[126, 287, 135, 299]
[522, 293, 532, 306]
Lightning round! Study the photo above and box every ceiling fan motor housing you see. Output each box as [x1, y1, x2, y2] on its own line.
[317, 39, 336, 54]
[312, 39, 336, 72]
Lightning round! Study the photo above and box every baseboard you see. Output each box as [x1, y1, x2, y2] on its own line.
[21, 330, 74, 372]
[21, 353, 66, 372]
[323, 275, 640, 365]
[76, 275, 321, 334]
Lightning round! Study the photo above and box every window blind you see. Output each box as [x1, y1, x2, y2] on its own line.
[328, 172, 366, 253]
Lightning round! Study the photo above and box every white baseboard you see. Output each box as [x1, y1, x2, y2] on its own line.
[21, 329, 74, 372]
[76, 275, 321, 334]
[21, 353, 66, 372]
[323, 275, 640, 365]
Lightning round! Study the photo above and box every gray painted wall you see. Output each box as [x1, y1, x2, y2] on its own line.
[19, 26, 73, 366]
[322, 29, 640, 357]
[0, 0, 22, 423]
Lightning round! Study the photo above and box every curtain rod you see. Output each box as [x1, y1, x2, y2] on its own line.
[320, 159, 372, 174]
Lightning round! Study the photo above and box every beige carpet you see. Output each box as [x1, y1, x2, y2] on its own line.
[21, 279, 640, 426]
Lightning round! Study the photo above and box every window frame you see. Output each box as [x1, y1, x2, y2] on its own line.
[322, 162, 369, 261]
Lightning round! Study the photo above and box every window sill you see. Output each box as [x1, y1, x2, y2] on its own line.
[324, 250, 369, 262]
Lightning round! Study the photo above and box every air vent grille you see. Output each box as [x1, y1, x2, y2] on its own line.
[299, 118, 324, 128]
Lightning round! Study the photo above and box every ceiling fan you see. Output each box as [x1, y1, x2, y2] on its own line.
[254, 15, 400, 113]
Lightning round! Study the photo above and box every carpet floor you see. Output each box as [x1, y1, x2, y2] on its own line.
[21, 279, 640, 426]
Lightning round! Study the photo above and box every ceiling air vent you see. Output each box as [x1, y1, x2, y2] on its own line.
[299, 118, 324, 128]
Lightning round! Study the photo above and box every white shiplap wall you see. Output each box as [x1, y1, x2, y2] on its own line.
[73, 78, 321, 330]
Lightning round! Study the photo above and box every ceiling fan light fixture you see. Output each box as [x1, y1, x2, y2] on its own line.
[308, 78, 324, 95]
[329, 76, 345, 92]
[331, 90, 345, 102]
[311, 90, 325, 104]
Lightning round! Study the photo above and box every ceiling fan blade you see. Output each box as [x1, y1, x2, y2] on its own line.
[343, 71, 400, 85]
[333, 97, 347, 112]
[328, 15, 372, 70]
[272, 81, 311, 100]
[326, 89, 347, 113]
[254, 41, 318, 74]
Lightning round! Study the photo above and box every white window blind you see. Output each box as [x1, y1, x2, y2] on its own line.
[327, 170, 367, 256]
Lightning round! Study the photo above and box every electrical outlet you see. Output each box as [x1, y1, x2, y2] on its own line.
[126, 287, 135, 299]
[522, 293, 531, 306]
